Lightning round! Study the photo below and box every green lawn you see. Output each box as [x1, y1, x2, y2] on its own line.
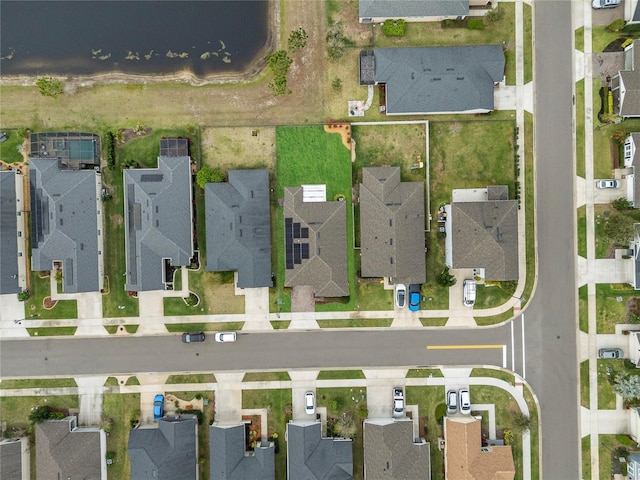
[117, 127, 201, 168]
[470, 368, 514, 385]
[582, 435, 591, 480]
[580, 360, 590, 409]
[521, 112, 536, 308]
[317, 387, 367, 479]
[577, 206, 587, 258]
[317, 318, 392, 328]
[317, 370, 365, 380]
[101, 151, 139, 318]
[163, 270, 245, 316]
[597, 359, 620, 409]
[0, 129, 25, 163]
[0, 378, 77, 389]
[373, 4, 516, 84]
[474, 282, 517, 309]
[592, 26, 625, 54]
[419, 317, 449, 326]
[102, 393, 140, 479]
[576, 80, 585, 178]
[275, 126, 356, 312]
[406, 368, 443, 378]
[270, 320, 291, 329]
[243, 372, 291, 382]
[575, 27, 584, 53]
[242, 389, 292, 479]
[475, 308, 514, 327]
[0, 394, 79, 435]
[523, 3, 533, 84]
[164, 321, 244, 332]
[599, 434, 623, 480]
[405, 385, 446, 479]
[27, 326, 77, 336]
[24, 272, 78, 319]
[579, 285, 589, 333]
[166, 374, 216, 384]
[595, 283, 637, 333]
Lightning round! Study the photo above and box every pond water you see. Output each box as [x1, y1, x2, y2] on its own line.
[0, 0, 269, 77]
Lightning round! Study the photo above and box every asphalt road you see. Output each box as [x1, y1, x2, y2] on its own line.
[0, 1, 580, 478]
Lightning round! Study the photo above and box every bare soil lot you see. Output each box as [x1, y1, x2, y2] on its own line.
[201, 127, 276, 171]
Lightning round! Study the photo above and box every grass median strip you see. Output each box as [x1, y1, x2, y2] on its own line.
[0, 378, 77, 389]
[164, 321, 244, 332]
[27, 326, 77, 336]
[316, 318, 392, 328]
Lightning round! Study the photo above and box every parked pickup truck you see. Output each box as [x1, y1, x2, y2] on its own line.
[393, 387, 405, 418]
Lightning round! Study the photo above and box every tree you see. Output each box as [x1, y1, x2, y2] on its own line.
[196, 166, 223, 188]
[288, 27, 308, 52]
[36, 76, 64, 99]
[604, 213, 636, 245]
[265, 50, 293, 96]
[436, 267, 457, 287]
[326, 23, 349, 61]
[29, 406, 52, 424]
[333, 413, 356, 439]
[614, 373, 640, 400]
[613, 197, 634, 211]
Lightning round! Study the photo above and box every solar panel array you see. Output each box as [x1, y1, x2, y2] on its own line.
[285, 217, 310, 269]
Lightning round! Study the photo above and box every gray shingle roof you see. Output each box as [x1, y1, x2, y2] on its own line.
[128, 415, 198, 480]
[451, 193, 519, 281]
[286, 422, 353, 480]
[0, 438, 24, 480]
[283, 187, 349, 297]
[372, 45, 505, 114]
[363, 419, 430, 480]
[360, 167, 426, 284]
[0, 171, 20, 294]
[30, 159, 100, 293]
[36, 417, 104, 480]
[205, 170, 272, 288]
[124, 155, 193, 292]
[629, 133, 640, 208]
[359, 0, 468, 19]
[618, 41, 640, 117]
[209, 424, 275, 480]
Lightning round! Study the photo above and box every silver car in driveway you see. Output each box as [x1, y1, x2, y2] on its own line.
[595, 179, 620, 189]
[598, 348, 623, 359]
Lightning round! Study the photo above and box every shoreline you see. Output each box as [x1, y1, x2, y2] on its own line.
[0, 0, 279, 88]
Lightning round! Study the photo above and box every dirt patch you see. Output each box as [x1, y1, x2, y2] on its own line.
[111, 214, 123, 227]
[324, 124, 352, 150]
[291, 285, 315, 312]
[119, 127, 152, 144]
[165, 393, 204, 413]
[201, 127, 276, 170]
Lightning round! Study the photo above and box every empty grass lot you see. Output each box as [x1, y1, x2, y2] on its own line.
[596, 283, 638, 333]
[242, 389, 291, 478]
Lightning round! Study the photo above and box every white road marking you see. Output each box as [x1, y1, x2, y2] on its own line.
[510, 321, 515, 371]
[503, 345, 507, 368]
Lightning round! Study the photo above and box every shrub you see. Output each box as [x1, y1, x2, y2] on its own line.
[357, 403, 368, 420]
[103, 131, 115, 169]
[437, 267, 457, 287]
[381, 19, 406, 36]
[485, 7, 505, 24]
[29, 406, 52, 424]
[196, 166, 223, 188]
[331, 78, 343, 92]
[176, 408, 203, 425]
[435, 403, 447, 423]
[326, 23, 350, 61]
[17, 291, 30, 301]
[18, 127, 30, 139]
[613, 197, 634, 211]
[288, 27, 308, 52]
[36, 76, 64, 98]
[467, 19, 484, 30]
[504, 429, 514, 445]
[624, 22, 640, 33]
[607, 19, 626, 33]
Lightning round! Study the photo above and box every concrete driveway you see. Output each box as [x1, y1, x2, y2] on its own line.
[593, 179, 626, 203]
[77, 292, 103, 319]
[591, 1, 624, 26]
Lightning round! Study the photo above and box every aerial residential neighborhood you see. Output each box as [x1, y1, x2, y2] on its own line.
[0, 0, 639, 479]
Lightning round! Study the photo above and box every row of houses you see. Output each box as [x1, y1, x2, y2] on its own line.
[0, 414, 514, 480]
[0, 137, 518, 299]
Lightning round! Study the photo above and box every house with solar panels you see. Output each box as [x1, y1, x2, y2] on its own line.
[123, 139, 194, 292]
[283, 185, 348, 298]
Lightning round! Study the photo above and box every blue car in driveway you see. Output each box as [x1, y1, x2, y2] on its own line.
[153, 394, 164, 420]
[408, 284, 421, 312]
